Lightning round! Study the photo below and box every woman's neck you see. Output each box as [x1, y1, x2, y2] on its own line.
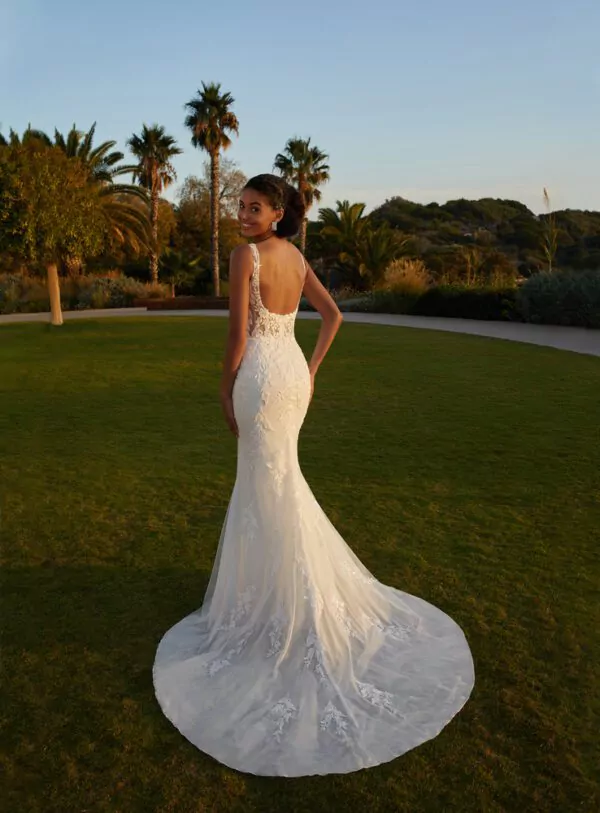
[251, 229, 277, 244]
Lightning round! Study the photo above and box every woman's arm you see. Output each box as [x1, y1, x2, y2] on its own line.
[301, 261, 343, 375]
[219, 244, 252, 399]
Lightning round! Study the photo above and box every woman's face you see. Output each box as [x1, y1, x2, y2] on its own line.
[238, 187, 282, 238]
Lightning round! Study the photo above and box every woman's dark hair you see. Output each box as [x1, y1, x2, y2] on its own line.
[243, 173, 305, 238]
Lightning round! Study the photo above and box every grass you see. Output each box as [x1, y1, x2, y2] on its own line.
[0, 315, 599, 813]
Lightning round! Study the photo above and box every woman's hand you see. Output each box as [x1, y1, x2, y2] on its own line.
[220, 390, 239, 438]
[308, 368, 315, 404]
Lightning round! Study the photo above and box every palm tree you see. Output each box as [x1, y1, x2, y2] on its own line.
[184, 82, 239, 297]
[58, 123, 152, 271]
[319, 200, 369, 247]
[349, 223, 408, 288]
[127, 124, 182, 284]
[274, 137, 330, 253]
[318, 200, 408, 290]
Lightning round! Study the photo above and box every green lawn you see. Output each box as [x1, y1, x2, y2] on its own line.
[1, 316, 599, 813]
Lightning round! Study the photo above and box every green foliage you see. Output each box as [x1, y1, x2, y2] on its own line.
[331, 285, 519, 320]
[274, 136, 330, 211]
[0, 273, 27, 313]
[337, 289, 420, 314]
[317, 200, 409, 289]
[74, 276, 152, 309]
[516, 269, 600, 328]
[367, 196, 600, 275]
[184, 82, 239, 154]
[0, 271, 167, 313]
[410, 285, 520, 321]
[0, 142, 106, 266]
[127, 124, 182, 193]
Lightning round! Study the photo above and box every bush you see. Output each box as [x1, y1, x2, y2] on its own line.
[75, 276, 157, 309]
[331, 285, 365, 303]
[374, 258, 432, 295]
[0, 274, 24, 314]
[0, 272, 169, 314]
[410, 285, 520, 321]
[516, 269, 600, 328]
[338, 290, 420, 314]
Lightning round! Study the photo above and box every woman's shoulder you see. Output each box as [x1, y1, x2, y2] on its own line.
[273, 238, 305, 263]
[229, 243, 256, 268]
[230, 242, 253, 260]
[229, 243, 255, 277]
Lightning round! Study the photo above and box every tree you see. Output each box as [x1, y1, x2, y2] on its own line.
[274, 137, 330, 253]
[346, 223, 409, 288]
[184, 82, 239, 297]
[196, 157, 247, 218]
[127, 124, 182, 284]
[160, 247, 203, 297]
[319, 200, 369, 248]
[2, 123, 151, 275]
[0, 141, 108, 325]
[317, 200, 408, 289]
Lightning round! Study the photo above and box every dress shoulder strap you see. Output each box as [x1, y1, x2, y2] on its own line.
[301, 253, 308, 284]
[248, 242, 260, 272]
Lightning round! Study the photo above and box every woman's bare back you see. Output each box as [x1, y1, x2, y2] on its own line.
[253, 239, 306, 315]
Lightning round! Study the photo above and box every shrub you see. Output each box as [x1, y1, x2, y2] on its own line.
[0, 274, 24, 314]
[75, 276, 168, 309]
[0, 272, 169, 314]
[338, 290, 419, 314]
[374, 258, 432, 295]
[331, 285, 365, 303]
[410, 285, 520, 321]
[516, 269, 600, 328]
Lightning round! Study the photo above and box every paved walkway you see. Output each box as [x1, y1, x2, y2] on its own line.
[1, 307, 599, 358]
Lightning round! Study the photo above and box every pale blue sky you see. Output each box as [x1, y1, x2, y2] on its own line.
[1, 0, 598, 214]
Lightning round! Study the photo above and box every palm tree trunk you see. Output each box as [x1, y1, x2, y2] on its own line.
[150, 185, 160, 285]
[300, 217, 308, 255]
[210, 150, 220, 297]
[298, 175, 307, 254]
[47, 262, 64, 326]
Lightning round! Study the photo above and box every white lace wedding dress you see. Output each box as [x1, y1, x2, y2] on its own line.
[153, 243, 475, 777]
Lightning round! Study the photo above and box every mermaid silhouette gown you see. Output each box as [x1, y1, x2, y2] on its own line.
[152, 242, 475, 777]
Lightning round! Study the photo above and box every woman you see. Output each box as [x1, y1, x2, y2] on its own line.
[153, 174, 475, 777]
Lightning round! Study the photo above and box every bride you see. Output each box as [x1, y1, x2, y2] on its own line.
[152, 174, 475, 777]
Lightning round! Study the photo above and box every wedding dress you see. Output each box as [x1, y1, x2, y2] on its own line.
[152, 242, 475, 777]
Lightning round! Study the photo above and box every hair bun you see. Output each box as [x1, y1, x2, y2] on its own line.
[278, 182, 305, 238]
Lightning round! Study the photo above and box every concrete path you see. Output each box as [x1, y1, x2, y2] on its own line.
[1, 307, 599, 358]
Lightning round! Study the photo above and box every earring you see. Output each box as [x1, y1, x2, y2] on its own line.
[271, 221, 277, 231]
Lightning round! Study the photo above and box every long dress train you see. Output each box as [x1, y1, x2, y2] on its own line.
[152, 242, 475, 777]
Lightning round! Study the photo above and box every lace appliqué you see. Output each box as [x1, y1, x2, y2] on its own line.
[205, 631, 252, 677]
[270, 696, 297, 741]
[304, 629, 328, 682]
[266, 606, 287, 658]
[356, 681, 402, 716]
[216, 585, 256, 631]
[320, 700, 349, 738]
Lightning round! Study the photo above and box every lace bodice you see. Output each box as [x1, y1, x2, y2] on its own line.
[246, 242, 306, 340]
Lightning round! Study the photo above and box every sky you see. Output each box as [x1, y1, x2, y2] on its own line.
[1, 0, 599, 215]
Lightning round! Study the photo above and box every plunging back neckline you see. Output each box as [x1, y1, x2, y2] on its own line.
[250, 243, 304, 317]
